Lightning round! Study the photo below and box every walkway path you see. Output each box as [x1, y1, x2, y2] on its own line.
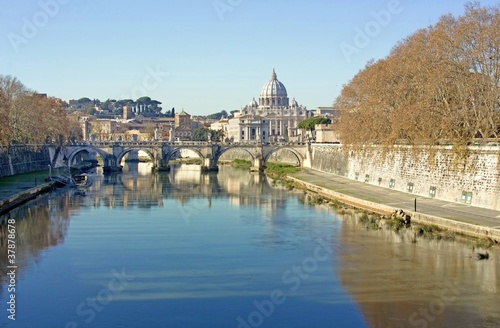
[0, 170, 50, 201]
[290, 169, 500, 229]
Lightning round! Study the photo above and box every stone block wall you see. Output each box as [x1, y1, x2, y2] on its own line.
[311, 144, 500, 210]
[0, 146, 51, 178]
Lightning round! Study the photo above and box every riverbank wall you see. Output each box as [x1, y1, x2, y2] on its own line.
[0, 181, 58, 216]
[309, 144, 500, 211]
[288, 175, 500, 243]
[0, 145, 51, 178]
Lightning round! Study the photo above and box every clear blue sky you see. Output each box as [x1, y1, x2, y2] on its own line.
[1, 0, 498, 115]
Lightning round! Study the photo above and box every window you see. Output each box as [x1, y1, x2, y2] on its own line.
[407, 182, 414, 193]
[429, 186, 437, 198]
[389, 179, 395, 189]
[355, 172, 359, 181]
[364, 174, 370, 183]
[461, 191, 472, 204]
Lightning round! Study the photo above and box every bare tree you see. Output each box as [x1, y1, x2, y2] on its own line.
[335, 2, 500, 146]
[0, 75, 79, 146]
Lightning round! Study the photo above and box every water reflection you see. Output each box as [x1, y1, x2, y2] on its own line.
[0, 164, 301, 298]
[0, 164, 362, 328]
[83, 163, 295, 211]
[0, 191, 76, 295]
[337, 212, 500, 327]
[1, 164, 499, 327]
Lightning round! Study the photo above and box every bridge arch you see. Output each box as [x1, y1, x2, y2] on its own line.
[263, 147, 303, 167]
[166, 147, 205, 162]
[67, 146, 110, 166]
[214, 146, 256, 166]
[116, 148, 156, 164]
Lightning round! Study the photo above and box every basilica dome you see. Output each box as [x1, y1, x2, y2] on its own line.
[259, 69, 289, 107]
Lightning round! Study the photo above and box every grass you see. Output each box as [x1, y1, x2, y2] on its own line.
[475, 238, 494, 249]
[264, 162, 301, 178]
[231, 159, 252, 168]
[358, 212, 382, 230]
[170, 158, 202, 165]
[384, 216, 406, 231]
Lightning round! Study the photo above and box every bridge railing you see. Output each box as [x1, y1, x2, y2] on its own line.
[67, 140, 310, 148]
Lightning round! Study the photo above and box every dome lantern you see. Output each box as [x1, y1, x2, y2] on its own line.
[259, 69, 289, 108]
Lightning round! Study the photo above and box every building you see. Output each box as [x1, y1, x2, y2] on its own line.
[123, 106, 133, 120]
[210, 119, 229, 140]
[228, 69, 310, 142]
[315, 124, 340, 143]
[155, 117, 175, 141]
[226, 115, 270, 142]
[174, 109, 192, 140]
[315, 106, 336, 117]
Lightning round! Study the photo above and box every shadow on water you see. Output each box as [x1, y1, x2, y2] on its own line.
[0, 190, 76, 296]
[336, 211, 500, 328]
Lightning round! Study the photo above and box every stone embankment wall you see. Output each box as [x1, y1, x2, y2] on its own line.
[310, 144, 500, 211]
[0, 146, 52, 178]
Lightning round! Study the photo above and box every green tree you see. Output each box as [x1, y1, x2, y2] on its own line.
[298, 117, 331, 131]
[207, 110, 228, 120]
[77, 97, 91, 103]
[192, 128, 221, 141]
[136, 96, 152, 104]
[192, 128, 209, 141]
[86, 107, 96, 115]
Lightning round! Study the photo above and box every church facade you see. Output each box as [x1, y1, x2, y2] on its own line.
[223, 69, 310, 142]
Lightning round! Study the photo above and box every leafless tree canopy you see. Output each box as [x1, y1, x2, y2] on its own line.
[335, 2, 500, 146]
[0, 75, 79, 147]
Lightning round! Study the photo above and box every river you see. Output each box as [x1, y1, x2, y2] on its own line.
[0, 163, 498, 328]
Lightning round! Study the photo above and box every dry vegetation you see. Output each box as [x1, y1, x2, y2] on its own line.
[335, 2, 500, 147]
[0, 75, 81, 147]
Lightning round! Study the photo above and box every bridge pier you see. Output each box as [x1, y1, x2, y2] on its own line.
[103, 155, 122, 173]
[153, 159, 170, 172]
[201, 158, 219, 172]
[103, 166, 122, 173]
[250, 158, 264, 172]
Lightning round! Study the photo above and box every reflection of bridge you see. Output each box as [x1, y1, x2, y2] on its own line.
[52, 141, 312, 172]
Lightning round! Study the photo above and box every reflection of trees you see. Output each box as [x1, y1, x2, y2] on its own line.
[337, 213, 499, 327]
[0, 192, 76, 296]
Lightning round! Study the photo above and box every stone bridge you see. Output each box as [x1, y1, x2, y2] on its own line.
[51, 141, 312, 172]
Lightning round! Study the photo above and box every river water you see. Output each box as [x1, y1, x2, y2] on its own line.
[0, 164, 498, 328]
